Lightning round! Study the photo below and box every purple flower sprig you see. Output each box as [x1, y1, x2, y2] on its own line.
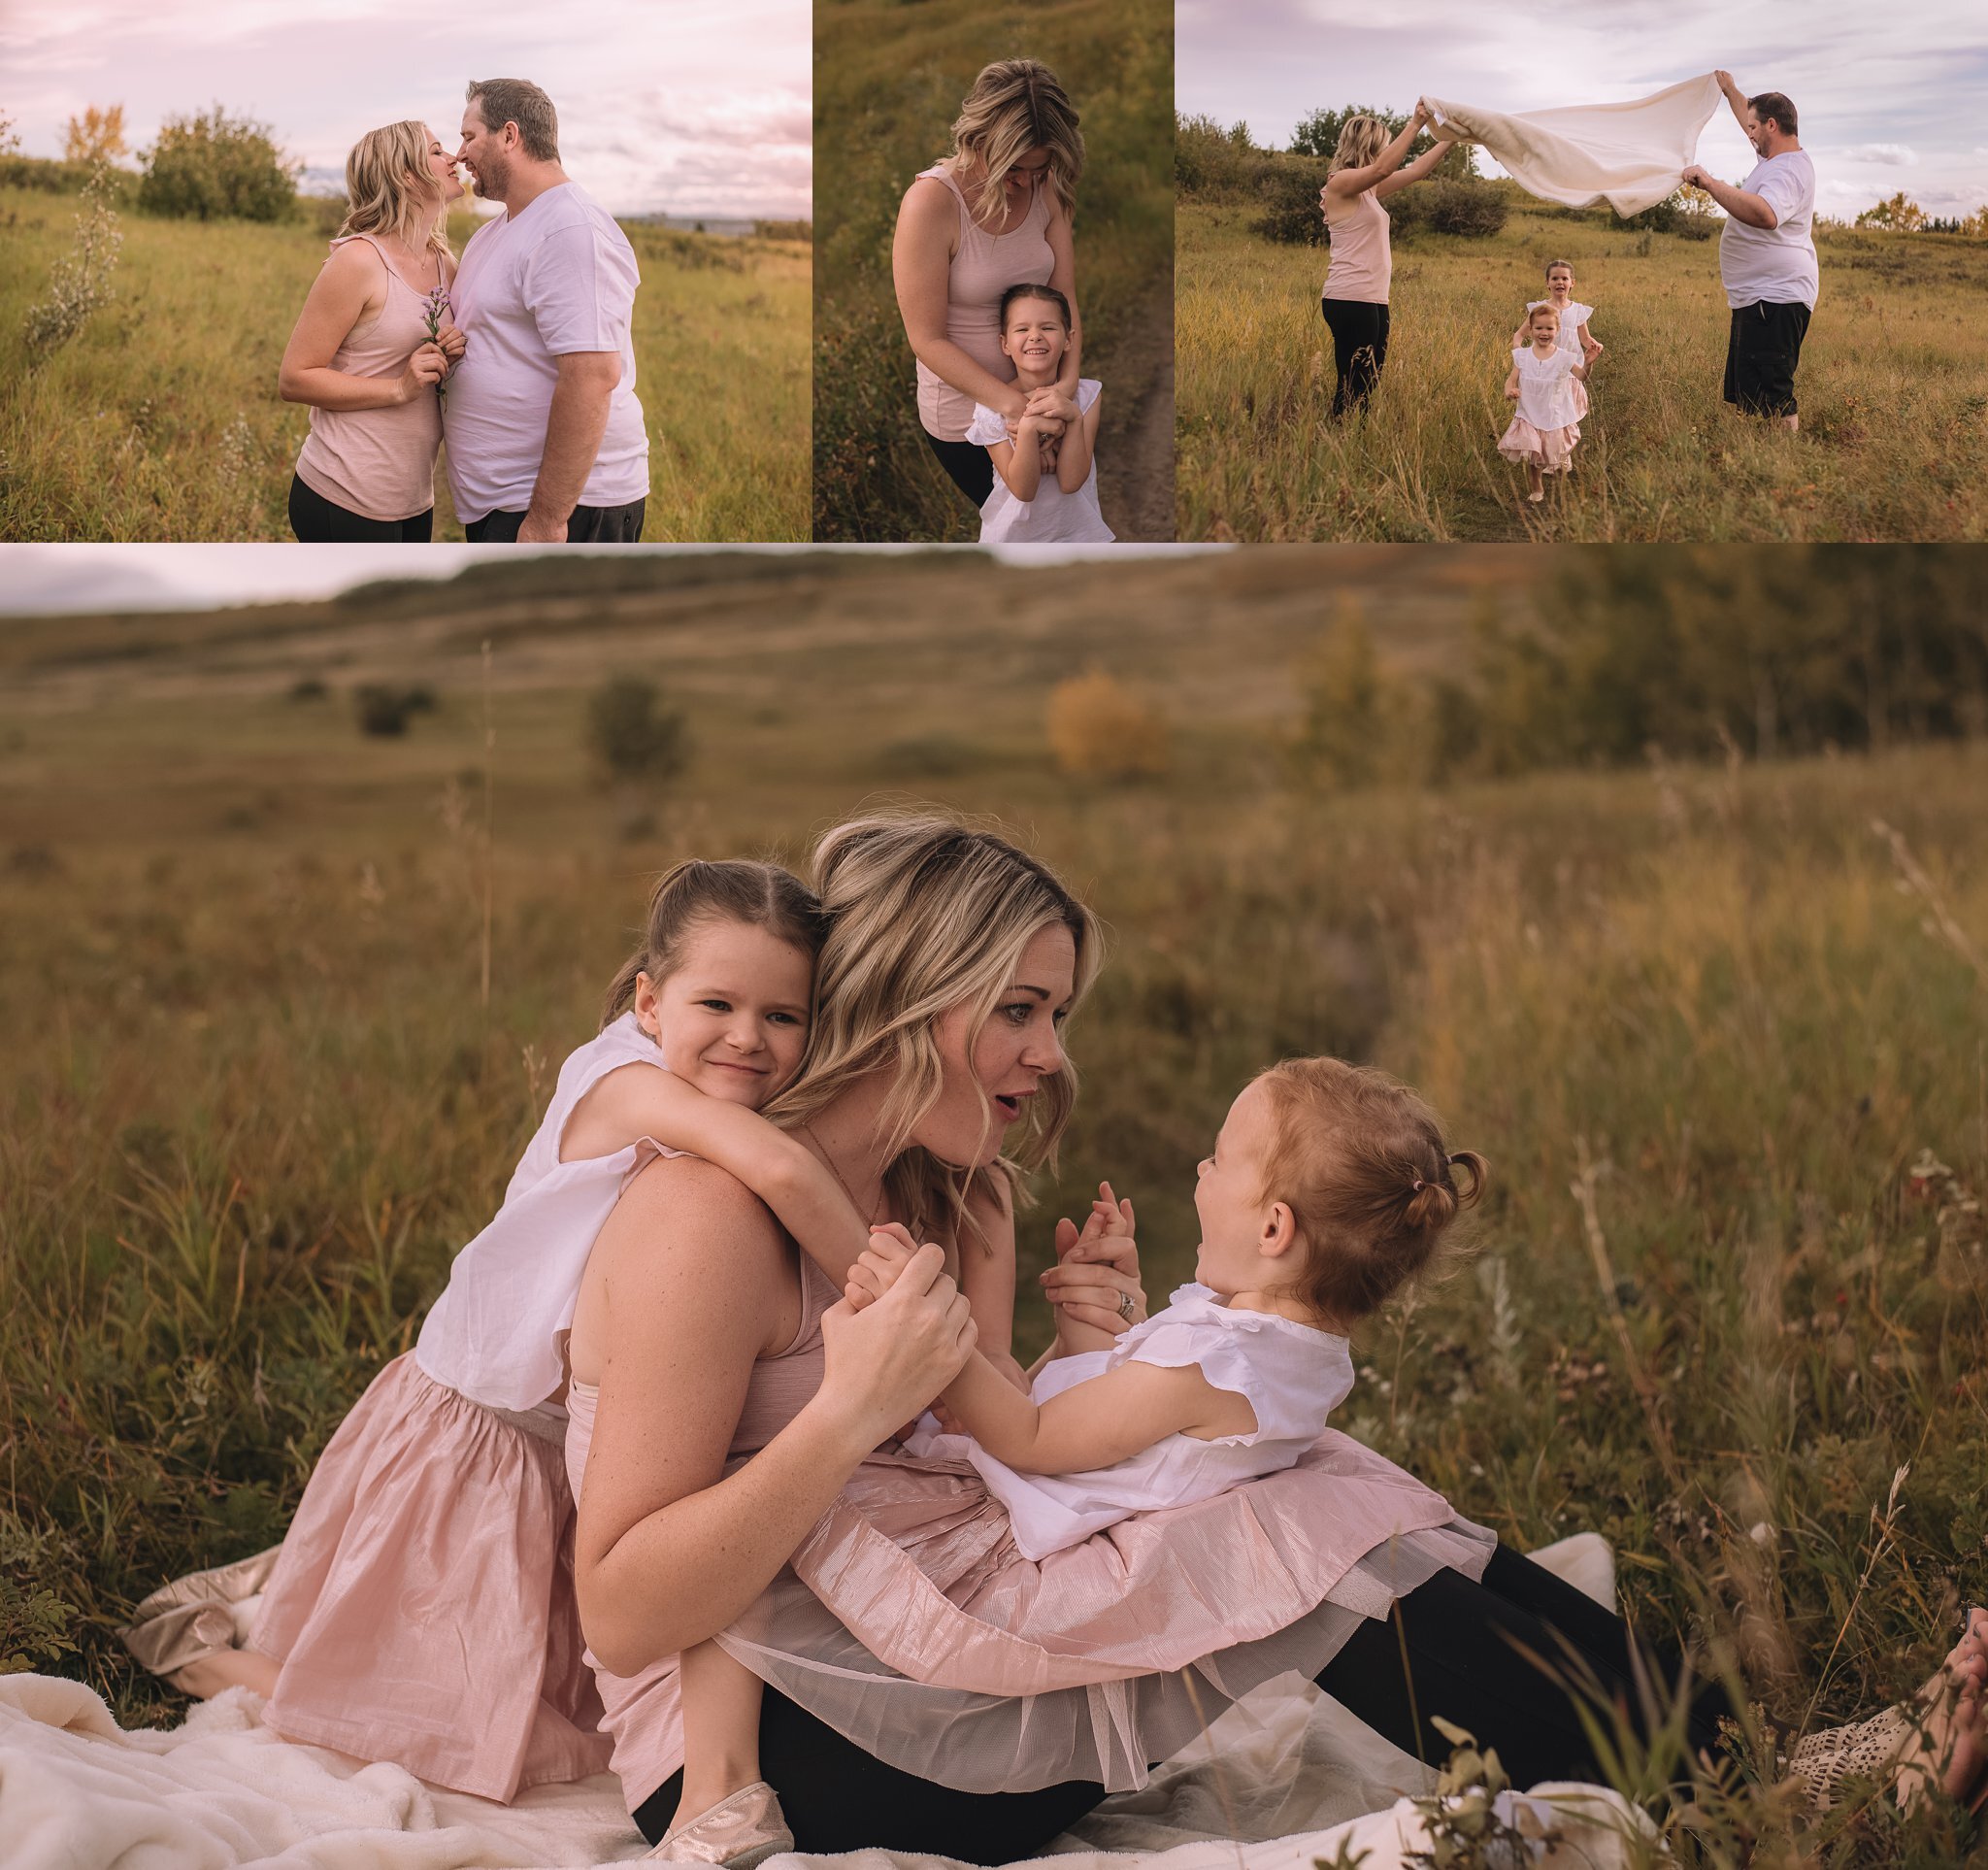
[422, 284, 455, 403]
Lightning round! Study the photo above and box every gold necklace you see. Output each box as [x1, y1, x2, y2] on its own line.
[801, 1122, 885, 1226]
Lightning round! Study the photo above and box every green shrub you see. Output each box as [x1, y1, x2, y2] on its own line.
[1422, 181, 1509, 239]
[138, 107, 296, 223]
[352, 685, 435, 737]
[586, 675, 690, 786]
[1252, 154, 1332, 247]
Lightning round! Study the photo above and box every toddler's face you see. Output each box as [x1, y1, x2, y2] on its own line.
[1001, 300, 1069, 374]
[1530, 315, 1559, 346]
[637, 919, 813, 1107]
[1192, 1080, 1280, 1294]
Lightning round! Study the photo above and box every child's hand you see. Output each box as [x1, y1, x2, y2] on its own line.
[845, 1222, 924, 1312]
[1505, 383, 1519, 401]
[1584, 338, 1603, 360]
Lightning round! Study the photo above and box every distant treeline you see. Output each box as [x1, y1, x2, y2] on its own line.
[1297, 546, 1988, 788]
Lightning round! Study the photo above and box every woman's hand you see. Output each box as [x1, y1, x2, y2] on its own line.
[822, 1234, 977, 1448]
[1041, 1181, 1145, 1347]
[394, 343, 448, 405]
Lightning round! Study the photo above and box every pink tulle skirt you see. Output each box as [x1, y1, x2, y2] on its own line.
[252, 1353, 610, 1801]
[717, 1432, 1496, 1792]
[1498, 416, 1581, 472]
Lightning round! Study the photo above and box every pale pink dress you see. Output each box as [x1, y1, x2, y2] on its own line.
[912, 163, 1054, 443]
[573, 1284, 1494, 1808]
[292, 232, 447, 522]
[1499, 344, 1585, 473]
[252, 1015, 679, 1801]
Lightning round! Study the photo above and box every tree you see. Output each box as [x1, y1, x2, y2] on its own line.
[63, 104, 128, 167]
[1290, 599, 1405, 789]
[1045, 670, 1169, 781]
[138, 106, 296, 222]
[587, 675, 691, 787]
[1855, 191, 1925, 232]
[1289, 105, 1475, 179]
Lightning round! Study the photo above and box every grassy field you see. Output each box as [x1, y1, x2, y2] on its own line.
[812, 0, 1174, 541]
[0, 185, 811, 541]
[3, 551, 1985, 1863]
[1176, 197, 1988, 543]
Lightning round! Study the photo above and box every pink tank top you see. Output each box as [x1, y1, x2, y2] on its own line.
[912, 164, 1054, 443]
[1322, 187, 1391, 304]
[293, 233, 447, 522]
[564, 1249, 839, 1809]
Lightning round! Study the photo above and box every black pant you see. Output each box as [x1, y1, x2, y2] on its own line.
[463, 496, 646, 543]
[287, 474, 433, 543]
[632, 1544, 1735, 1860]
[924, 432, 995, 508]
[1723, 301, 1811, 417]
[1320, 298, 1391, 417]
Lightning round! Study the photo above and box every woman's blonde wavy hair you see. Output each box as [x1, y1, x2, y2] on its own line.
[763, 810, 1103, 1246]
[949, 59, 1084, 230]
[1328, 114, 1390, 178]
[339, 120, 452, 262]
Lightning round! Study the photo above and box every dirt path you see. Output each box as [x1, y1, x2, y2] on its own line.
[1096, 282, 1176, 543]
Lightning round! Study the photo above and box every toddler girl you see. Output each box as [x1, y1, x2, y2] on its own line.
[143, 860, 904, 1801]
[657, 1056, 1492, 1863]
[1508, 258, 1603, 419]
[963, 284, 1114, 544]
[1500, 303, 1591, 501]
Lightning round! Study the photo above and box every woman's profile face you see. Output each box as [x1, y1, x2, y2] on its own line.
[424, 127, 466, 203]
[1000, 146, 1052, 204]
[918, 920, 1077, 1168]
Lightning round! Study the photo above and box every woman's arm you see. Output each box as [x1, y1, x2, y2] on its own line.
[1045, 203, 1082, 407]
[893, 179, 1028, 422]
[574, 1158, 975, 1675]
[278, 244, 444, 410]
[942, 1353, 1255, 1475]
[562, 1065, 871, 1286]
[1374, 135, 1457, 201]
[1053, 390, 1102, 494]
[1324, 111, 1427, 198]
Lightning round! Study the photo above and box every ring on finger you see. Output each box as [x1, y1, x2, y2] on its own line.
[1117, 1290, 1137, 1323]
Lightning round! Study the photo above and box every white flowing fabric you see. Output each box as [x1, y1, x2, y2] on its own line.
[0, 1669, 1654, 1870]
[1425, 75, 1723, 217]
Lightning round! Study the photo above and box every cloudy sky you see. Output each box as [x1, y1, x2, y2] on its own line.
[1, 0, 811, 218]
[1178, 0, 1988, 217]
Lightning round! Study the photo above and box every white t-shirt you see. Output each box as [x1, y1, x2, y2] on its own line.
[1720, 150, 1819, 310]
[963, 379, 1114, 546]
[1511, 345, 1583, 430]
[443, 182, 649, 521]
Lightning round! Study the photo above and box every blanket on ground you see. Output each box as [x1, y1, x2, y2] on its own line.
[1425, 75, 1723, 217]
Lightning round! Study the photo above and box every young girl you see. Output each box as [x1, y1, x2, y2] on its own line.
[132, 860, 938, 1802]
[653, 1056, 1494, 1864]
[963, 284, 1114, 545]
[1500, 303, 1591, 501]
[1508, 258, 1604, 419]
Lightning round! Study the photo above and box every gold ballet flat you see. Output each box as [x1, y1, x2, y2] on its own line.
[646, 1780, 794, 1867]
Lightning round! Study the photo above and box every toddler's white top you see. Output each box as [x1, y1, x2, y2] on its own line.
[965, 379, 1115, 545]
[906, 1282, 1354, 1561]
[1527, 298, 1596, 356]
[1511, 344, 1584, 430]
[415, 1013, 680, 1411]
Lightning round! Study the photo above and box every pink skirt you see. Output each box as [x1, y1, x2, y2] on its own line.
[717, 1432, 1496, 1792]
[1498, 415, 1581, 473]
[252, 1353, 611, 1801]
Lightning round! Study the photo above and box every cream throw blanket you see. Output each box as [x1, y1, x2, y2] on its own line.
[1425, 75, 1723, 217]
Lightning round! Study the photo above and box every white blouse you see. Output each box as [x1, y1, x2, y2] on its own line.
[1511, 344, 1584, 430]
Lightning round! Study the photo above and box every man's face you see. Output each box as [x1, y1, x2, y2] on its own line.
[455, 104, 511, 201]
[1743, 108, 1772, 158]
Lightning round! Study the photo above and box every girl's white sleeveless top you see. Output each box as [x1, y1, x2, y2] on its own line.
[414, 1013, 679, 1412]
[1527, 298, 1595, 356]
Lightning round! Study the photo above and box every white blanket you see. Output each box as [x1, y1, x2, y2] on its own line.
[1425, 75, 1723, 217]
[0, 1673, 1651, 1870]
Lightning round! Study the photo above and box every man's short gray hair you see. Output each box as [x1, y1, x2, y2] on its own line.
[466, 79, 559, 162]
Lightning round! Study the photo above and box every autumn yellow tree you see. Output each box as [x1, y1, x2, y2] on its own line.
[64, 104, 129, 167]
[1855, 190, 1925, 231]
[1045, 669, 1170, 781]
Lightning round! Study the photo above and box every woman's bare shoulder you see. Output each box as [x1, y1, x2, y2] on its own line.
[596, 1152, 789, 1280]
[900, 172, 957, 222]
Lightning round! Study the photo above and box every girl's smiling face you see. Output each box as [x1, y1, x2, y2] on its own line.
[634, 918, 814, 1108]
[1000, 296, 1069, 377]
[1529, 310, 1560, 350]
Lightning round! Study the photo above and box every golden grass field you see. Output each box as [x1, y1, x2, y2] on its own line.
[812, 0, 1175, 541]
[0, 186, 811, 541]
[3, 550, 1985, 1863]
[1176, 198, 1988, 543]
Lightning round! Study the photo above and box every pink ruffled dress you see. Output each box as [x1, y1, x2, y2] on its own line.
[1499, 344, 1585, 474]
[569, 1282, 1495, 1806]
[252, 1015, 679, 1800]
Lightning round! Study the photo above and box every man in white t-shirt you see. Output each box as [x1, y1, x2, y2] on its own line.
[1682, 74, 1817, 433]
[445, 79, 649, 542]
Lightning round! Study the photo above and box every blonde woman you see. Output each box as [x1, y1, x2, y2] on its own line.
[1319, 104, 1456, 416]
[279, 121, 468, 540]
[892, 60, 1086, 515]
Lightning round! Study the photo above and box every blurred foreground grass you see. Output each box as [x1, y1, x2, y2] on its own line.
[1, 567, 1983, 1862]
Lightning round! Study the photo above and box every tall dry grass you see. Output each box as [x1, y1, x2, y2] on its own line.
[1176, 200, 1988, 543]
[0, 187, 810, 541]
